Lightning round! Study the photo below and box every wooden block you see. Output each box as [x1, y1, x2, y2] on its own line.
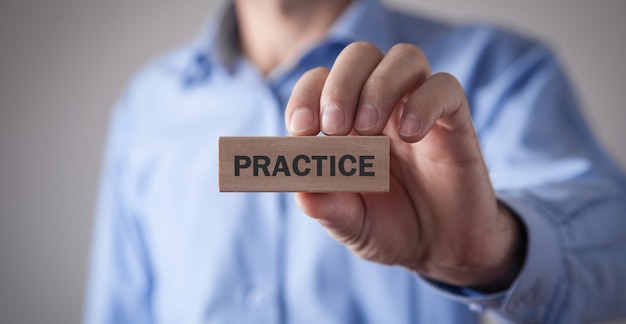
[218, 136, 389, 192]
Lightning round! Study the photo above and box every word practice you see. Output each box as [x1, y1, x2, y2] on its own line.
[218, 136, 389, 192]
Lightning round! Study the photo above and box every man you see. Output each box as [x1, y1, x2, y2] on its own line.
[84, 0, 626, 323]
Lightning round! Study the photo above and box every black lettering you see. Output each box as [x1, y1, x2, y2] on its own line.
[253, 155, 271, 176]
[339, 155, 357, 176]
[293, 155, 311, 176]
[359, 155, 375, 176]
[311, 156, 327, 176]
[272, 155, 291, 176]
[234, 155, 251, 176]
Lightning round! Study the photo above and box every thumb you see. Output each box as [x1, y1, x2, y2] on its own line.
[295, 192, 367, 246]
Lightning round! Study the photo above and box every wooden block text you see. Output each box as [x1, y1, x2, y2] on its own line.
[218, 136, 389, 192]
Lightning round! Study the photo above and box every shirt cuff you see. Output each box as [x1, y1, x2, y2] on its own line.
[421, 190, 565, 323]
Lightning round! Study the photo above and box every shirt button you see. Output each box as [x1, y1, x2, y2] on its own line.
[468, 302, 486, 313]
[245, 287, 265, 310]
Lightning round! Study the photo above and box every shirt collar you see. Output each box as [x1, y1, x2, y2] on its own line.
[182, 0, 397, 84]
[326, 0, 396, 52]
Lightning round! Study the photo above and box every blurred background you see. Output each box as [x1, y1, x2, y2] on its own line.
[0, 0, 624, 323]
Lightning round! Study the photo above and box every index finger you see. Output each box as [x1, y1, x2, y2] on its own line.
[286, 42, 384, 136]
[285, 67, 329, 136]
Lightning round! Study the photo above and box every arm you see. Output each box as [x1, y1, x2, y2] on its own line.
[83, 96, 153, 324]
[286, 40, 523, 290]
[473, 45, 626, 322]
[285, 41, 626, 322]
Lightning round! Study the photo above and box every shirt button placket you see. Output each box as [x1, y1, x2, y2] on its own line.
[245, 286, 266, 310]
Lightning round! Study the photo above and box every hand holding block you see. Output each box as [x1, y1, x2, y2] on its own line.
[218, 136, 389, 192]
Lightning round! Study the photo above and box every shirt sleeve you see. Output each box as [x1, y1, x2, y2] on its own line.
[428, 41, 626, 323]
[83, 91, 154, 324]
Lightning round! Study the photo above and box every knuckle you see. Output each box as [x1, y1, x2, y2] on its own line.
[389, 43, 425, 59]
[303, 66, 330, 80]
[388, 43, 431, 78]
[346, 41, 381, 54]
[434, 72, 460, 85]
[432, 72, 464, 96]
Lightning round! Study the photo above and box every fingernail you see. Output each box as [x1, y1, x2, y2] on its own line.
[290, 108, 314, 132]
[355, 105, 378, 131]
[321, 104, 344, 134]
[399, 114, 420, 137]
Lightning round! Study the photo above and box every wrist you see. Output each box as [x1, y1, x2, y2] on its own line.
[407, 201, 528, 293]
[468, 202, 527, 292]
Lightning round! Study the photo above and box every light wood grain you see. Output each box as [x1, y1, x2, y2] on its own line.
[219, 136, 389, 192]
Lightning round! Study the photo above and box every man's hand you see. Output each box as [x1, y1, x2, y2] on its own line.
[285, 41, 525, 292]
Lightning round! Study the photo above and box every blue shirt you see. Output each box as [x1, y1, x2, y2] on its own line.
[84, 0, 626, 323]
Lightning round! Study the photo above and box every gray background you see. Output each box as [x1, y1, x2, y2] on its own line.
[0, 0, 624, 323]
